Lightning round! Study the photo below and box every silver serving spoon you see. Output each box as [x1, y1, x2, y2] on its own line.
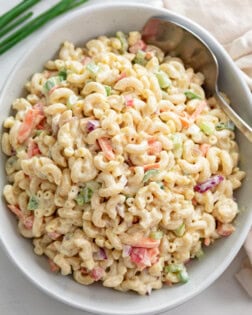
[142, 17, 252, 142]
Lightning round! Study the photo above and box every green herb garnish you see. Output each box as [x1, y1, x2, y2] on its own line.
[28, 196, 39, 210]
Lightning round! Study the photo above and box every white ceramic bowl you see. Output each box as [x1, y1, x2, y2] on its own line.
[0, 3, 252, 315]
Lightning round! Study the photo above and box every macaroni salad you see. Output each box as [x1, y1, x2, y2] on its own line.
[2, 31, 245, 295]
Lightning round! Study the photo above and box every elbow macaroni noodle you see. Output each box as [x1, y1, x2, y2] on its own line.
[1, 31, 245, 295]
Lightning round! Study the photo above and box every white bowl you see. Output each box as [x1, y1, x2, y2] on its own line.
[0, 3, 252, 315]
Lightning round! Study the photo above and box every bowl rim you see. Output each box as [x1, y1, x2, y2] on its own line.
[0, 2, 252, 315]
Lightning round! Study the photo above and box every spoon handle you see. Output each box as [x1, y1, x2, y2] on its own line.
[214, 92, 252, 142]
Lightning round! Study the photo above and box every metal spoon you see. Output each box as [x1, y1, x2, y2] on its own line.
[142, 17, 252, 142]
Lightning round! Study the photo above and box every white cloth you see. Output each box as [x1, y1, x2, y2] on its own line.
[162, 0, 252, 296]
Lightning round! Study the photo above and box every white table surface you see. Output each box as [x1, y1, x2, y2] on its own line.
[0, 1, 251, 314]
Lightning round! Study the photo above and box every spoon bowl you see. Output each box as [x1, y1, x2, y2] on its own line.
[142, 17, 252, 142]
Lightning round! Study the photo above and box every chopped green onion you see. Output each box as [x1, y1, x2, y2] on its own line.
[184, 91, 202, 100]
[104, 85, 111, 96]
[75, 181, 100, 206]
[86, 62, 100, 75]
[150, 230, 163, 240]
[178, 269, 189, 283]
[155, 71, 171, 89]
[195, 248, 204, 259]
[0, 12, 33, 39]
[58, 69, 67, 81]
[174, 223, 185, 237]
[133, 50, 147, 66]
[28, 196, 39, 210]
[0, 0, 39, 30]
[215, 121, 235, 131]
[199, 121, 215, 135]
[143, 169, 160, 183]
[165, 263, 184, 273]
[0, 0, 89, 55]
[75, 186, 93, 206]
[116, 31, 128, 53]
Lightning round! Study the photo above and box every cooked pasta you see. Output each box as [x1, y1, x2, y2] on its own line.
[1, 31, 245, 295]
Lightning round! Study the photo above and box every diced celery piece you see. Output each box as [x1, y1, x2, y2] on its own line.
[174, 223, 185, 237]
[116, 31, 128, 53]
[199, 121, 215, 135]
[184, 91, 202, 100]
[155, 71, 171, 89]
[86, 62, 100, 75]
[43, 72, 66, 93]
[178, 269, 189, 283]
[143, 169, 160, 183]
[165, 263, 184, 273]
[134, 50, 147, 66]
[43, 77, 59, 92]
[195, 248, 204, 259]
[165, 263, 189, 283]
[150, 230, 163, 240]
